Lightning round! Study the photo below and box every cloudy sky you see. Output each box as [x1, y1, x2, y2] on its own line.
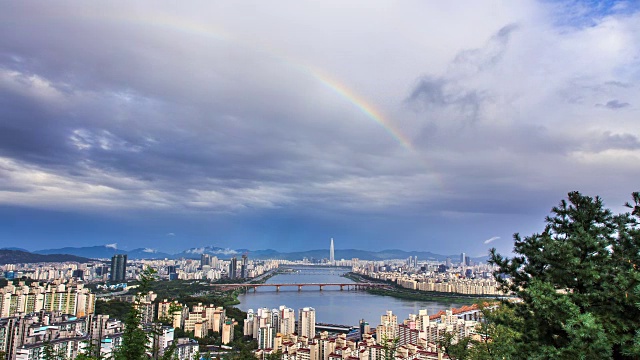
[1, 1, 639, 256]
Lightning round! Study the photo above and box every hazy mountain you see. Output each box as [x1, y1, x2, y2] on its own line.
[35, 246, 171, 259]
[35, 245, 126, 259]
[32, 245, 488, 262]
[0, 250, 92, 265]
[245, 248, 486, 262]
[0, 247, 30, 252]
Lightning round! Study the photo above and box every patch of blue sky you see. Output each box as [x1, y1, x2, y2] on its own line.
[542, 0, 640, 28]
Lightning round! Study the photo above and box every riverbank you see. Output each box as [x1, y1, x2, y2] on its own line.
[343, 272, 493, 304]
[247, 268, 284, 284]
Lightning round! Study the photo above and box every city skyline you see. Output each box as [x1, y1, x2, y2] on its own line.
[0, 2, 639, 257]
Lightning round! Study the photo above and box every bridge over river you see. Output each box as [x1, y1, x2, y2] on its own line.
[209, 282, 389, 292]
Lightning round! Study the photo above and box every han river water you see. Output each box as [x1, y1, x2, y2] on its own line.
[237, 266, 466, 327]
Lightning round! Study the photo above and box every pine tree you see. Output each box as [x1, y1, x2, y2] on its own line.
[379, 334, 399, 360]
[489, 191, 640, 359]
[113, 266, 158, 360]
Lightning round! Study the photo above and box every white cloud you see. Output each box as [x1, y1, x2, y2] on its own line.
[212, 248, 238, 256]
[105, 243, 117, 249]
[483, 236, 500, 244]
[186, 247, 205, 254]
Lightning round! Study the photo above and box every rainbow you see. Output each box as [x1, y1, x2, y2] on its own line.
[87, 10, 414, 151]
[308, 69, 414, 150]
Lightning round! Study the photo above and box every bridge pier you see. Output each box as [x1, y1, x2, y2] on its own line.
[226, 282, 379, 292]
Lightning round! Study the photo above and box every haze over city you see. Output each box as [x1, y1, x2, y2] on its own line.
[0, 1, 639, 256]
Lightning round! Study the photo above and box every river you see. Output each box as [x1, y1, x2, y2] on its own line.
[237, 266, 468, 327]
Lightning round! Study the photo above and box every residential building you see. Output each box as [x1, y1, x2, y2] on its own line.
[298, 307, 316, 339]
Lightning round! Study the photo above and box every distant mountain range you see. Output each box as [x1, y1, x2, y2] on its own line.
[0, 249, 92, 265]
[34, 246, 172, 260]
[30, 245, 488, 262]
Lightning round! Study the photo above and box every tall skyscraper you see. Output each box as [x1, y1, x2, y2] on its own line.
[201, 254, 211, 267]
[229, 257, 237, 279]
[298, 307, 316, 339]
[110, 254, 127, 282]
[330, 238, 335, 263]
[460, 253, 466, 266]
[241, 254, 248, 278]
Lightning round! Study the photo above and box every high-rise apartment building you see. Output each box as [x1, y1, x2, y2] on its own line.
[297, 307, 316, 339]
[110, 254, 127, 282]
[0, 283, 95, 318]
[257, 325, 274, 349]
[222, 319, 234, 344]
[378, 310, 398, 341]
[278, 306, 296, 336]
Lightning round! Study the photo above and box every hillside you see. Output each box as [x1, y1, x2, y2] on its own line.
[0, 250, 92, 265]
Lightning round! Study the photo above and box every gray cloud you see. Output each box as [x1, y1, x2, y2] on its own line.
[588, 131, 640, 152]
[602, 99, 631, 109]
[451, 23, 519, 74]
[407, 24, 518, 125]
[0, 2, 639, 255]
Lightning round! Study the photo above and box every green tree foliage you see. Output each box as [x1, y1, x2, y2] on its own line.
[436, 303, 521, 360]
[379, 334, 399, 360]
[75, 337, 102, 360]
[42, 343, 56, 360]
[42, 342, 67, 360]
[264, 350, 282, 360]
[160, 340, 178, 360]
[94, 299, 132, 320]
[438, 331, 471, 360]
[226, 341, 256, 360]
[488, 191, 640, 359]
[112, 266, 158, 360]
